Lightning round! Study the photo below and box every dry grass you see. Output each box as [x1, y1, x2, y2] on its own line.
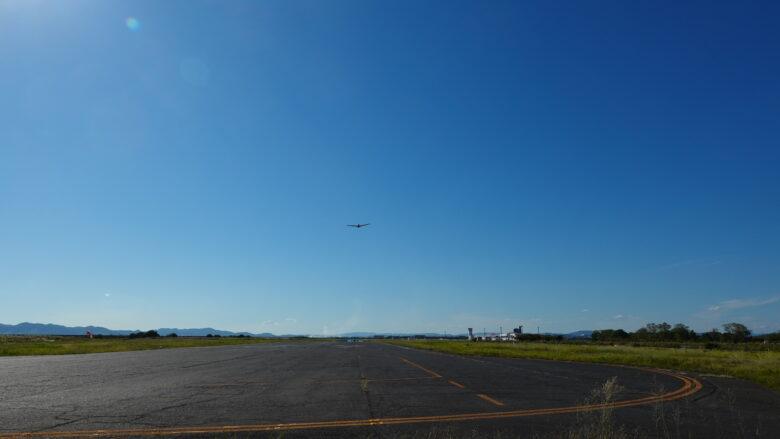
[0, 335, 320, 356]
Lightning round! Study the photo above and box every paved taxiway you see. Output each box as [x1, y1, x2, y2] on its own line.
[0, 341, 777, 438]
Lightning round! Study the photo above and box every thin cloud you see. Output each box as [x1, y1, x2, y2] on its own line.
[707, 295, 780, 312]
[613, 314, 624, 320]
[285, 318, 298, 324]
[581, 309, 589, 313]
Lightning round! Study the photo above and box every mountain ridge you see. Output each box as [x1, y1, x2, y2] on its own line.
[0, 322, 276, 337]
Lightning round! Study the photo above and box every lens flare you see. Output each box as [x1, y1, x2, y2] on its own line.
[126, 17, 141, 31]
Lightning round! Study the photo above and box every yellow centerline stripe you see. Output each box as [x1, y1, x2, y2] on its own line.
[476, 393, 505, 406]
[400, 357, 443, 378]
[448, 380, 465, 389]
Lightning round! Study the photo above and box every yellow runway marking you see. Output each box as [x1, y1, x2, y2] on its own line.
[476, 393, 505, 406]
[400, 357, 443, 378]
[0, 365, 702, 438]
[448, 380, 465, 389]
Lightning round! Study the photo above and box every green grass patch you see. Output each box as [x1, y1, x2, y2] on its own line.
[383, 340, 780, 393]
[0, 335, 323, 356]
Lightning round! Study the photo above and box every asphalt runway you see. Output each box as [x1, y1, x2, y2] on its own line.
[0, 341, 778, 438]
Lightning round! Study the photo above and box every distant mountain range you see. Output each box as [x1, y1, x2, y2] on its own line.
[1, 323, 130, 336]
[562, 330, 594, 339]
[0, 322, 276, 337]
[0, 323, 595, 339]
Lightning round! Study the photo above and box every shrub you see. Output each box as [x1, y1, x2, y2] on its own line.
[128, 330, 160, 339]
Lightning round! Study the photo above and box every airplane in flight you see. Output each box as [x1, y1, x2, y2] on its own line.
[346, 223, 370, 228]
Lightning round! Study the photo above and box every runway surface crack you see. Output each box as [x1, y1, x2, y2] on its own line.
[357, 353, 382, 439]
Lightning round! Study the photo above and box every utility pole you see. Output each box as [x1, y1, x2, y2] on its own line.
[500, 326, 503, 335]
[537, 326, 540, 335]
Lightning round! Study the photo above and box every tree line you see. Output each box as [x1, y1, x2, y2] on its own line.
[591, 322, 778, 343]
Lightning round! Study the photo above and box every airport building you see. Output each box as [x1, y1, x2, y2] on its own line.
[468, 325, 523, 341]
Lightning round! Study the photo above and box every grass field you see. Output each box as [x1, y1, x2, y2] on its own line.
[0, 335, 317, 356]
[383, 340, 780, 393]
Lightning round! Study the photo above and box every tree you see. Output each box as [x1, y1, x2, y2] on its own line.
[759, 331, 780, 341]
[592, 329, 628, 341]
[128, 330, 160, 339]
[671, 323, 692, 341]
[722, 322, 751, 342]
[642, 322, 672, 340]
[632, 327, 650, 340]
[700, 328, 721, 342]
[613, 329, 629, 339]
[645, 323, 659, 334]
[657, 322, 672, 340]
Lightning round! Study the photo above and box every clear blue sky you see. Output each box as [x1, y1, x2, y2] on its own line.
[1, 1, 778, 335]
